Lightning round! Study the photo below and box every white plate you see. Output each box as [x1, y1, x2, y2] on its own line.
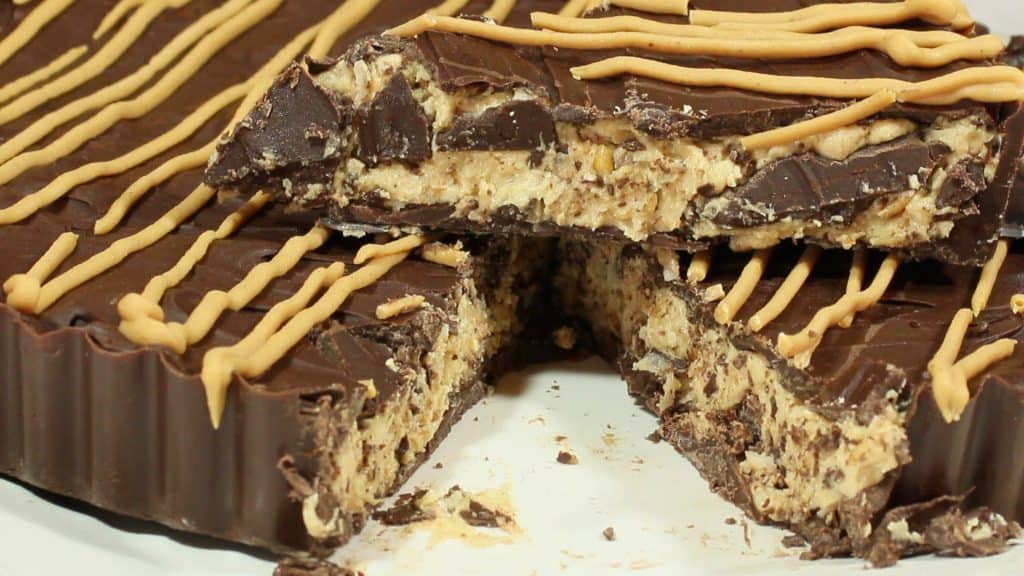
[2, 1, 1022, 574]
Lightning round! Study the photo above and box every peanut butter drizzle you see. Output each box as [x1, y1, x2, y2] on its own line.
[778, 254, 900, 368]
[686, 250, 711, 284]
[572, 59, 1022, 148]
[690, 0, 973, 33]
[0, 83, 248, 227]
[840, 247, 868, 328]
[3, 185, 216, 315]
[748, 245, 822, 333]
[610, 0, 689, 15]
[483, 0, 517, 22]
[421, 242, 469, 269]
[0, 0, 274, 186]
[388, 15, 1001, 68]
[744, 91, 897, 150]
[356, 235, 429, 264]
[202, 248, 413, 428]
[2, 232, 78, 312]
[928, 308, 1016, 423]
[120, 224, 330, 354]
[116, 192, 273, 351]
[0, 44, 87, 106]
[201, 261, 348, 428]
[376, 294, 427, 320]
[1012, 295, 1024, 315]
[309, 0, 386, 60]
[971, 238, 1010, 316]
[0, 0, 76, 71]
[570, 58, 1024, 106]
[94, 0, 148, 39]
[531, 13, 970, 49]
[714, 248, 771, 325]
[93, 24, 321, 235]
[0, 0, 190, 128]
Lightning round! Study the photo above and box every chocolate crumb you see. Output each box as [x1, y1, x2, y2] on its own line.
[603, 527, 617, 541]
[274, 558, 360, 576]
[557, 450, 579, 465]
[459, 499, 511, 528]
[782, 534, 807, 549]
[646, 431, 663, 444]
[724, 517, 738, 525]
[433, 462, 443, 469]
[371, 489, 435, 526]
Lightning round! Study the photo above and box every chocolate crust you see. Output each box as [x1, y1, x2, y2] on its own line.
[0, 303, 316, 552]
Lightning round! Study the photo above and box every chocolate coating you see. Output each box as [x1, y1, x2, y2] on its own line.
[710, 137, 946, 227]
[206, 65, 347, 188]
[355, 73, 433, 166]
[436, 100, 557, 151]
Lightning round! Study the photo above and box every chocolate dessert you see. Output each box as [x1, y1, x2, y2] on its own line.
[0, 0, 1022, 570]
[210, 0, 1024, 265]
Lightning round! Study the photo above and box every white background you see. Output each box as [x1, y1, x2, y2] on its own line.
[1, 1, 1022, 574]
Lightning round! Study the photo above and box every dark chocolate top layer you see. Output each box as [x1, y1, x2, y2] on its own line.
[1000, 37, 1024, 235]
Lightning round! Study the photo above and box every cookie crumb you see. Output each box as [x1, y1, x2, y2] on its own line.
[724, 517, 737, 525]
[646, 431, 662, 444]
[557, 451, 579, 465]
[602, 527, 617, 541]
[433, 462, 443, 469]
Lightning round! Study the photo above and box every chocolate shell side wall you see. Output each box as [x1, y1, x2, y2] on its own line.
[0, 305, 315, 552]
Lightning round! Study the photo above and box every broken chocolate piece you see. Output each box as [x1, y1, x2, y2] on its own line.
[459, 499, 512, 528]
[275, 558, 361, 576]
[207, 64, 346, 189]
[557, 450, 580, 465]
[705, 137, 946, 228]
[372, 489, 436, 526]
[437, 100, 557, 151]
[355, 73, 432, 166]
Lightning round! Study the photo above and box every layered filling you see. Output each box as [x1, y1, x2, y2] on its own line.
[311, 53, 997, 252]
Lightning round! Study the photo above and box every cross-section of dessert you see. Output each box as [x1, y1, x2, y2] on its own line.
[558, 239, 1024, 566]
[208, 0, 1024, 265]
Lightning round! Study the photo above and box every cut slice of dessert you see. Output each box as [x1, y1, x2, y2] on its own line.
[558, 238, 1024, 566]
[208, 0, 1024, 265]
